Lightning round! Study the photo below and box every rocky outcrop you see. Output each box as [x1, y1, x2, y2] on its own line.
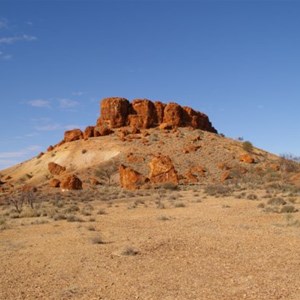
[83, 126, 95, 139]
[128, 99, 157, 129]
[119, 165, 149, 190]
[149, 155, 179, 185]
[94, 125, 113, 137]
[97, 97, 217, 133]
[48, 162, 66, 176]
[97, 97, 130, 128]
[64, 129, 83, 143]
[60, 174, 82, 190]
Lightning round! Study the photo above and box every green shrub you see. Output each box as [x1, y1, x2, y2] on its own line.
[242, 141, 253, 152]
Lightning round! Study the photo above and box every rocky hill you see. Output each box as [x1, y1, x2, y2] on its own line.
[0, 97, 299, 194]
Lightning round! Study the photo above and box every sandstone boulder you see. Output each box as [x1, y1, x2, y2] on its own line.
[61, 174, 82, 190]
[47, 145, 54, 152]
[190, 165, 206, 177]
[98, 97, 130, 128]
[49, 178, 61, 188]
[119, 165, 148, 190]
[129, 99, 157, 129]
[64, 129, 83, 143]
[126, 153, 145, 164]
[37, 152, 44, 159]
[221, 171, 231, 182]
[240, 154, 255, 164]
[149, 155, 179, 185]
[83, 126, 95, 139]
[184, 171, 198, 184]
[94, 125, 114, 136]
[154, 101, 165, 124]
[163, 103, 183, 127]
[48, 162, 66, 176]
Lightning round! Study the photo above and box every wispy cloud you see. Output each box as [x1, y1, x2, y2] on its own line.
[59, 98, 79, 109]
[72, 91, 84, 96]
[35, 123, 61, 131]
[0, 145, 42, 170]
[0, 34, 37, 45]
[28, 99, 51, 108]
[35, 123, 83, 131]
[0, 19, 8, 30]
[0, 51, 12, 60]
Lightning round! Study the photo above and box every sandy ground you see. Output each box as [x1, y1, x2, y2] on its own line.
[1, 189, 300, 300]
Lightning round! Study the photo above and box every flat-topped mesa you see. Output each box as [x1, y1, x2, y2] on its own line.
[97, 97, 217, 133]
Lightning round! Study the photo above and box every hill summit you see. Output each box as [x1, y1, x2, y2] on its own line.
[62, 97, 217, 144]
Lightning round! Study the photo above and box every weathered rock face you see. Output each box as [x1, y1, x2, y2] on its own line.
[163, 103, 183, 127]
[149, 155, 179, 185]
[119, 165, 148, 190]
[128, 99, 157, 129]
[64, 129, 83, 143]
[83, 126, 95, 139]
[154, 101, 165, 124]
[60, 174, 82, 190]
[94, 125, 114, 137]
[98, 97, 130, 128]
[48, 162, 66, 176]
[98, 97, 217, 132]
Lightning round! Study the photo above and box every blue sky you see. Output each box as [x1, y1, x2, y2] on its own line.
[0, 1, 299, 170]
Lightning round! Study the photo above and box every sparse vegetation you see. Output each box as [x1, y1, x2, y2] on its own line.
[242, 141, 253, 152]
[121, 246, 139, 256]
[91, 235, 105, 245]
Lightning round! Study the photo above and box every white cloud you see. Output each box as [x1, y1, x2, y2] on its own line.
[72, 91, 84, 96]
[0, 145, 42, 170]
[0, 19, 8, 29]
[0, 34, 37, 45]
[28, 99, 51, 108]
[35, 124, 61, 131]
[0, 145, 42, 159]
[0, 51, 12, 60]
[59, 98, 79, 109]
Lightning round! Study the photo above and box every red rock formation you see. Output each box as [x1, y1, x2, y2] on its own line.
[94, 125, 113, 136]
[163, 103, 183, 127]
[183, 145, 201, 154]
[126, 153, 145, 164]
[64, 129, 83, 142]
[83, 126, 95, 139]
[119, 164, 148, 190]
[48, 162, 66, 176]
[190, 165, 206, 177]
[47, 145, 54, 152]
[49, 178, 61, 188]
[184, 171, 198, 184]
[60, 174, 82, 190]
[221, 171, 231, 182]
[61, 97, 217, 144]
[154, 101, 165, 124]
[98, 97, 130, 128]
[240, 154, 255, 164]
[128, 99, 157, 129]
[149, 155, 179, 185]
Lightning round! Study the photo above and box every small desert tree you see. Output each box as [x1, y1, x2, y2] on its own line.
[94, 159, 119, 186]
[279, 154, 300, 173]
